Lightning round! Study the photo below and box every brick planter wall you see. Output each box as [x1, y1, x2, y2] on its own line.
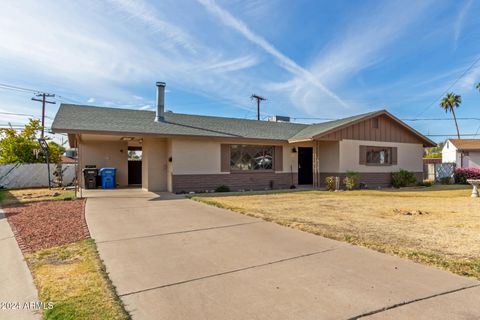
[172, 172, 297, 193]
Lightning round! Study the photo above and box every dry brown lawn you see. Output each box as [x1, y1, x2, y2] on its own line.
[0, 188, 75, 206]
[194, 185, 480, 279]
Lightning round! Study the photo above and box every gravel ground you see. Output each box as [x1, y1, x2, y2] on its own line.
[4, 199, 89, 253]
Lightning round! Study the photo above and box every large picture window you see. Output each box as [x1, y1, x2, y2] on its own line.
[360, 146, 396, 166]
[230, 145, 274, 171]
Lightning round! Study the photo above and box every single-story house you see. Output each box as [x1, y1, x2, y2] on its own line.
[442, 139, 480, 168]
[51, 82, 435, 192]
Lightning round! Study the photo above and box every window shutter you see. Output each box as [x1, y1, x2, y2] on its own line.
[274, 146, 283, 171]
[391, 147, 398, 165]
[220, 144, 230, 172]
[359, 145, 367, 165]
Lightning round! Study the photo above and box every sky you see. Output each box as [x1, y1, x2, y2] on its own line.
[0, 0, 480, 144]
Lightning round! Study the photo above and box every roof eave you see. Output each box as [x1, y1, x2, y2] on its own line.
[287, 138, 313, 143]
[52, 127, 291, 143]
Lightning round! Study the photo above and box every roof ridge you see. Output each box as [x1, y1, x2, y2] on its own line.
[59, 103, 307, 127]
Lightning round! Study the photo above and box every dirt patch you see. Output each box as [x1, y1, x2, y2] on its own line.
[4, 200, 89, 253]
[393, 208, 430, 216]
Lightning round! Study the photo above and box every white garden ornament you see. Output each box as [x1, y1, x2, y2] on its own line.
[467, 179, 480, 198]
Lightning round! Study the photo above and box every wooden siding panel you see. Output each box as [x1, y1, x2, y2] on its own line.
[316, 115, 422, 144]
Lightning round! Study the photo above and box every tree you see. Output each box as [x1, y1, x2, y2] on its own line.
[0, 119, 65, 164]
[424, 142, 444, 158]
[440, 92, 461, 139]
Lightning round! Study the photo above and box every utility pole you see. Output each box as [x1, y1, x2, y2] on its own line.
[251, 94, 266, 121]
[31, 93, 56, 138]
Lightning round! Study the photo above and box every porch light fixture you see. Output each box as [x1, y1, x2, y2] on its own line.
[120, 137, 134, 141]
[291, 147, 297, 153]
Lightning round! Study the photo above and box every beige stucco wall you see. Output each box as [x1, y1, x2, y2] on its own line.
[78, 139, 128, 187]
[142, 137, 168, 192]
[339, 139, 424, 172]
[172, 138, 223, 174]
[317, 141, 340, 172]
[166, 139, 173, 192]
[171, 138, 305, 174]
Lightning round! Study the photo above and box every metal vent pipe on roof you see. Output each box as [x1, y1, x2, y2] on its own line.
[155, 81, 166, 122]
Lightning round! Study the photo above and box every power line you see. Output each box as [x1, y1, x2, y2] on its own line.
[0, 83, 41, 94]
[291, 116, 480, 122]
[0, 111, 36, 117]
[415, 55, 480, 117]
[424, 133, 480, 137]
[474, 124, 480, 138]
[403, 117, 480, 121]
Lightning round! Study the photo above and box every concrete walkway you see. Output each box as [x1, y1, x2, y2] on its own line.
[85, 189, 480, 320]
[0, 209, 39, 320]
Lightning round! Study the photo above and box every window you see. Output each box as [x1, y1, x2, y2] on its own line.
[360, 146, 396, 166]
[367, 147, 391, 164]
[230, 145, 274, 171]
[372, 118, 379, 129]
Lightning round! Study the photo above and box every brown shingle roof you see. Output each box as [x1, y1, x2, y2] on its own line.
[448, 139, 480, 150]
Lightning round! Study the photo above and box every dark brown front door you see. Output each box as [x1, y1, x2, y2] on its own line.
[298, 147, 313, 185]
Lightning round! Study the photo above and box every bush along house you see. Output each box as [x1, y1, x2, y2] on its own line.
[51, 82, 436, 193]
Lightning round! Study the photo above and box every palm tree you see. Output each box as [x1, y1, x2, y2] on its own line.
[440, 92, 462, 139]
[476, 82, 480, 92]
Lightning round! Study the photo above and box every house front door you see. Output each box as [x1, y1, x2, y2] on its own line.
[298, 147, 313, 185]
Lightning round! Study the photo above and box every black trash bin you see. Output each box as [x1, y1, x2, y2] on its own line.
[83, 168, 98, 189]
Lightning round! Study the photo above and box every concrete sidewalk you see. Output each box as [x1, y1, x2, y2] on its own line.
[0, 209, 39, 320]
[85, 189, 480, 320]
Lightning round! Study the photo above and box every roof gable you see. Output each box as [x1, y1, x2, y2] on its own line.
[289, 110, 436, 147]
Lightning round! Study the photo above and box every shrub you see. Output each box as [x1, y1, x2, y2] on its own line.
[214, 185, 230, 192]
[343, 171, 359, 190]
[325, 176, 336, 191]
[440, 176, 452, 185]
[391, 169, 417, 188]
[454, 168, 480, 184]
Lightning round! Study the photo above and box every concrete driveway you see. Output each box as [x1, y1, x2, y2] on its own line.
[85, 189, 480, 320]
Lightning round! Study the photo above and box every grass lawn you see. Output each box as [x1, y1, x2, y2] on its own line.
[27, 240, 128, 320]
[193, 185, 480, 279]
[0, 188, 75, 206]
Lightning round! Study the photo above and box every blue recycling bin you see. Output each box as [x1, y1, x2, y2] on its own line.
[98, 168, 116, 189]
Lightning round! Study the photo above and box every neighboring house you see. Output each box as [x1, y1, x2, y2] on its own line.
[442, 139, 480, 168]
[51, 82, 435, 192]
[61, 155, 77, 164]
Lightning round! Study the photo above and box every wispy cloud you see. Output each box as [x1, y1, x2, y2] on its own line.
[106, 0, 199, 54]
[196, 0, 349, 109]
[265, 0, 435, 116]
[458, 60, 480, 90]
[453, 0, 473, 51]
